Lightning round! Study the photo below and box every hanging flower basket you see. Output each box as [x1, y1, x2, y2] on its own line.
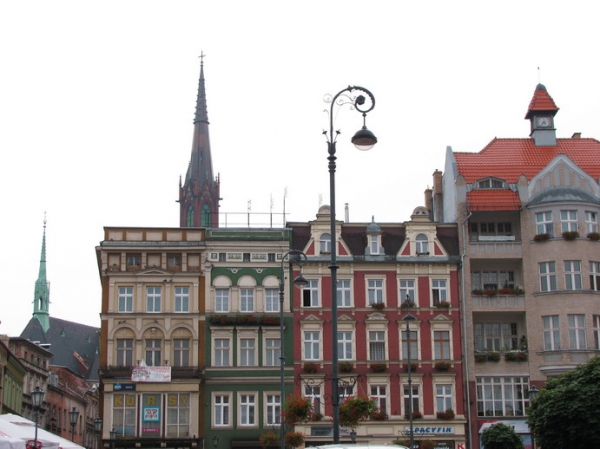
[259, 431, 279, 448]
[282, 395, 313, 425]
[339, 396, 377, 430]
[284, 431, 305, 448]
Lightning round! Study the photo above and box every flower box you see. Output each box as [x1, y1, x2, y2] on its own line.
[339, 362, 354, 373]
[474, 353, 488, 363]
[302, 362, 318, 374]
[370, 363, 387, 373]
[401, 300, 416, 309]
[434, 361, 451, 371]
[436, 409, 455, 420]
[404, 410, 422, 420]
[405, 362, 418, 372]
[370, 408, 388, 420]
[587, 232, 600, 241]
[435, 301, 450, 308]
[534, 233, 550, 242]
[505, 351, 528, 362]
[488, 352, 501, 362]
[370, 302, 385, 310]
[562, 231, 580, 241]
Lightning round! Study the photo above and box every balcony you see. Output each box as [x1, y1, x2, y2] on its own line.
[472, 292, 525, 311]
[469, 236, 521, 258]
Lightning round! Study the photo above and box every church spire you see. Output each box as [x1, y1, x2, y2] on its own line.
[33, 216, 50, 332]
[179, 54, 221, 227]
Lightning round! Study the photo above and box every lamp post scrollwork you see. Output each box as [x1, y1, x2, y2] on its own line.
[324, 85, 377, 444]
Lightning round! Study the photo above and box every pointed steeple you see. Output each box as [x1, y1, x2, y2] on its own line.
[179, 54, 221, 227]
[33, 216, 50, 332]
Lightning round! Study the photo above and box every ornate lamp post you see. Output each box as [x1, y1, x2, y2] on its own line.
[403, 296, 416, 449]
[69, 407, 80, 442]
[94, 418, 103, 449]
[212, 435, 219, 449]
[279, 250, 308, 449]
[324, 85, 377, 443]
[31, 386, 45, 449]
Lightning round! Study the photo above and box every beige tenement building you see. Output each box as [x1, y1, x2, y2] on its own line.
[435, 83, 600, 449]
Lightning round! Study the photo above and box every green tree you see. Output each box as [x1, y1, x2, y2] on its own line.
[527, 356, 600, 449]
[481, 423, 523, 449]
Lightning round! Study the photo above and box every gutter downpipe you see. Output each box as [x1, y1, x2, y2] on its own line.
[461, 212, 473, 449]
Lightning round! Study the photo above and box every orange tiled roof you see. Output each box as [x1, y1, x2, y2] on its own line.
[467, 190, 522, 211]
[525, 83, 559, 119]
[454, 137, 600, 183]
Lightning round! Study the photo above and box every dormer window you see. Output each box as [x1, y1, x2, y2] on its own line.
[416, 234, 429, 254]
[320, 233, 331, 254]
[369, 235, 380, 255]
[477, 178, 504, 189]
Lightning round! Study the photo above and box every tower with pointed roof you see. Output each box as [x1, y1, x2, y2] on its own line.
[33, 218, 50, 332]
[179, 57, 221, 227]
[525, 83, 559, 146]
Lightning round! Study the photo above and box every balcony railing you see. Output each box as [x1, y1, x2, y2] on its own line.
[469, 237, 522, 257]
[472, 293, 525, 309]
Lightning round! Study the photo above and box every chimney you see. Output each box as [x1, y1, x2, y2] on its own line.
[572, 132, 581, 139]
[345, 203, 349, 223]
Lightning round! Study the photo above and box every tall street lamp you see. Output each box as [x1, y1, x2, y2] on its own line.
[69, 407, 80, 442]
[324, 85, 377, 443]
[279, 250, 308, 449]
[31, 386, 45, 449]
[403, 296, 416, 449]
[94, 418, 103, 449]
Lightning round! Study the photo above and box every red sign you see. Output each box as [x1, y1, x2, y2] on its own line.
[27, 440, 42, 449]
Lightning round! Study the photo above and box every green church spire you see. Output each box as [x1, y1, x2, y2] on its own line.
[33, 216, 50, 332]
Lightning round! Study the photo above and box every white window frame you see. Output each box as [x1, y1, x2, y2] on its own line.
[302, 280, 320, 307]
[433, 330, 451, 360]
[239, 337, 256, 367]
[560, 210, 578, 232]
[320, 233, 331, 254]
[118, 286, 133, 313]
[536, 211, 554, 236]
[586, 211, 598, 233]
[399, 279, 416, 303]
[367, 278, 385, 305]
[369, 235, 380, 255]
[238, 393, 257, 427]
[213, 337, 231, 367]
[539, 262, 557, 292]
[337, 279, 352, 307]
[145, 338, 162, 366]
[116, 338, 133, 366]
[337, 331, 353, 361]
[304, 386, 322, 414]
[431, 279, 448, 305]
[264, 336, 281, 367]
[215, 288, 230, 312]
[403, 383, 421, 416]
[146, 286, 162, 313]
[401, 329, 419, 361]
[590, 262, 600, 291]
[435, 383, 453, 413]
[303, 331, 321, 361]
[368, 330, 386, 361]
[213, 393, 231, 427]
[476, 377, 529, 417]
[543, 315, 561, 350]
[265, 393, 281, 426]
[568, 314, 587, 349]
[564, 260, 582, 290]
[593, 315, 600, 349]
[240, 288, 255, 312]
[416, 233, 429, 254]
[173, 338, 190, 367]
[370, 385, 387, 413]
[174, 286, 189, 313]
[265, 288, 279, 312]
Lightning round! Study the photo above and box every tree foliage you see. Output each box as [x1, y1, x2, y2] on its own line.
[481, 423, 523, 449]
[527, 356, 600, 449]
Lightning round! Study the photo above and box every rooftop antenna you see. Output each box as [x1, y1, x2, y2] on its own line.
[247, 200, 251, 228]
[537, 66, 541, 84]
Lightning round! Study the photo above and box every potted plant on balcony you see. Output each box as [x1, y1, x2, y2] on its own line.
[562, 231, 580, 241]
[282, 395, 313, 425]
[436, 409, 455, 420]
[534, 233, 550, 242]
[259, 431, 279, 448]
[302, 362, 318, 374]
[434, 361, 451, 371]
[339, 396, 377, 430]
[284, 431, 305, 448]
[488, 351, 501, 362]
[370, 302, 385, 310]
[435, 300, 450, 308]
[474, 353, 488, 363]
[404, 410, 423, 420]
[339, 361, 353, 373]
[370, 363, 387, 373]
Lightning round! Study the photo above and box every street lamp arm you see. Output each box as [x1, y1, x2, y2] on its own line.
[324, 86, 376, 144]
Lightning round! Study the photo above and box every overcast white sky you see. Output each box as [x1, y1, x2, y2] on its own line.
[2, 1, 600, 337]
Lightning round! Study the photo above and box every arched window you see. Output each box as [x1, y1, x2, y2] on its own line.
[186, 206, 194, 227]
[201, 204, 211, 227]
[320, 233, 331, 254]
[416, 234, 429, 254]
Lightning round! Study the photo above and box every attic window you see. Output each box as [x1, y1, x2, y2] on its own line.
[320, 233, 331, 254]
[477, 178, 504, 189]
